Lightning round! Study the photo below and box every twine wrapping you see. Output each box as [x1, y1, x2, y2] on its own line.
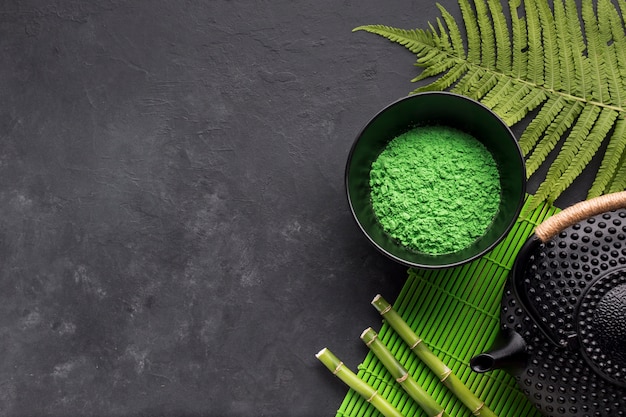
[534, 191, 626, 242]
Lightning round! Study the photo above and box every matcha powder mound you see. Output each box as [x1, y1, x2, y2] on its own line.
[369, 126, 501, 255]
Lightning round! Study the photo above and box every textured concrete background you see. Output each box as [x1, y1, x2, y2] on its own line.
[0, 1, 585, 416]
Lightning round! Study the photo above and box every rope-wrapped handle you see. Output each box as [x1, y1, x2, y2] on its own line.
[535, 191, 626, 242]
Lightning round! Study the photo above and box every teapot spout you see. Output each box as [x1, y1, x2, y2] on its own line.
[470, 328, 527, 373]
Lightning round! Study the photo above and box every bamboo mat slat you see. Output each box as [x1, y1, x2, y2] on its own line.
[336, 197, 559, 417]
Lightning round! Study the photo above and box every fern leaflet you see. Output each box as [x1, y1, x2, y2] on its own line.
[546, 108, 618, 203]
[589, 118, 626, 197]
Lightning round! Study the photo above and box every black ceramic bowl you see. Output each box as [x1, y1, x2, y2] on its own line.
[345, 92, 526, 269]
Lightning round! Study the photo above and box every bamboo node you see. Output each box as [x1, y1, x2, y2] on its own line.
[365, 332, 378, 347]
[333, 361, 344, 375]
[472, 402, 485, 416]
[366, 391, 378, 403]
[440, 366, 452, 382]
[379, 304, 392, 315]
[396, 373, 409, 383]
[409, 338, 423, 349]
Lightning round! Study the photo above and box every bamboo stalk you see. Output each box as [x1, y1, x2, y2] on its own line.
[315, 348, 405, 417]
[361, 327, 448, 417]
[372, 295, 498, 417]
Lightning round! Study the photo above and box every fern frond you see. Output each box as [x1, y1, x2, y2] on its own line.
[490, 82, 530, 114]
[429, 20, 451, 53]
[548, 105, 601, 172]
[487, 0, 511, 73]
[352, 25, 435, 54]
[566, 0, 593, 100]
[473, 0, 496, 69]
[596, 0, 622, 105]
[436, 3, 466, 58]
[525, 101, 585, 176]
[600, 0, 626, 106]
[553, 0, 575, 94]
[536, 0, 560, 91]
[450, 67, 485, 95]
[510, 0, 528, 79]
[411, 58, 456, 82]
[415, 48, 442, 67]
[482, 78, 517, 109]
[619, 0, 626, 31]
[589, 118, 626, 197]
[465, 72, 500, 100]
[412, 63, 469, 93]
[583, 1, 610, 104]
[608, 156, 626, 193]
[459, 0, 481, 63]
[518, 96, 568, 155]
[523, 0, 544, 85]
[546, 108, 618, 202]
[532, 105, 601, 205]
[497, 88, 547, 126]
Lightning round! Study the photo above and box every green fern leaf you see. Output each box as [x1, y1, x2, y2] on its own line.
[412, 63, 469, 93]
[467, 72, 500, 100]
[589, 118, 626, 197]
[608, 156, 626, 193]
[482, 78, 517, 109]
[553, 0, 574, 94]
[459, 0, 481, 63]
[352, 25, 435, 55]
[583, 2, 610, 104]
[601, 0, 626, 106]
[473, 0, 496, 69]
[543, 105, 601, 181]
[532, 105, 602, 206]
[510, 0, 528, 79]
[354, 0, 626, 207]
[598, 0, 621, 100]
[497, 88, 547, 126]
[436, 4, 465, 58]
[525, 101, 585, 176]
[536, 0, 560, 91]
[415, 48, 441, 67]
[524, 0, 543, 85]
[429, 21, 450, 53]
[411, 59, 456, 82]
[547, 108, 618, 202]
[487, 0, 511, 73]
[518, 96, 567, 155]
[565, 0, 593, 100]
[451, 67, 485, 95]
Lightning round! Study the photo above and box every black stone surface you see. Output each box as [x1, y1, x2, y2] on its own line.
[0, 1, 588, 416]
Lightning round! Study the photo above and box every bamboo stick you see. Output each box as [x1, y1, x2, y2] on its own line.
[315, 348, 405, 417]
[361, 327, 448, 417]
[372, 295, 498, 417]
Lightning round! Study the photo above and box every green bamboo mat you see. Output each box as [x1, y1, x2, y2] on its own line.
[336, 197, 559, 417]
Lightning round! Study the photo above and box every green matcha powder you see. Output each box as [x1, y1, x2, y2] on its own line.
[370, 126, 501, 255]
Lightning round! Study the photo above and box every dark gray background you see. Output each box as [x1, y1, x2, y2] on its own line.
[0, 1, 587, 416]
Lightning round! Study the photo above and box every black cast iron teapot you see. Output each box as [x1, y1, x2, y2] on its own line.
[470, 191, 626, 417]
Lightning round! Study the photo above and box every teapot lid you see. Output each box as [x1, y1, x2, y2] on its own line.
[579, 270, 626, 387]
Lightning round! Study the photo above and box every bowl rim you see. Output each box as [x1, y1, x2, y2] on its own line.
[345, 91, 527, 269]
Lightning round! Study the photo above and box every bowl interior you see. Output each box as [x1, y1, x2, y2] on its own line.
[346, 92, 526, 268]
